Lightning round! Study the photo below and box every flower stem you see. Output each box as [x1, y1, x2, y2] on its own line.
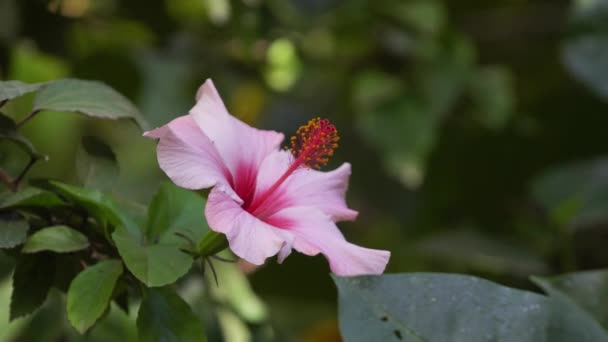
[197, 231, 229, 257]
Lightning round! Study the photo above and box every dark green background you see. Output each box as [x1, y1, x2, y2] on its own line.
[2, 0, 608, 340]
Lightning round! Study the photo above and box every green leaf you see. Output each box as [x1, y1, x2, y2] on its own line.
[33, 79, 148, 129]
[562, 0, 608, 100]
[41, 180, 138, 233]
[0, 187, 64, 210]
[67, 260, 124, 333]
[137, 287, 206, 342]
[112, 225, 193, 287]
[22, 225, 89, 253]
[113, 183, 208, 287]
[146, 182, 209, 243]
[0, 112, 42, 158]
[10, 254, 55, 320]
[0, 218, 28, 248]
[76, 136, 119, 192]
[532, 158, 608, 227]
[0, 80, 43, 102]
[532, 270, 608, 330]
[334, 273, 608, 342]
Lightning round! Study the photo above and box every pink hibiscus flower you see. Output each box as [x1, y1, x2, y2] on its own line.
[145, 79, 390, 276]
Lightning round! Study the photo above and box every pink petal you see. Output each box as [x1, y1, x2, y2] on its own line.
[205, 187, 285, 265]
[250, 150, 358, 221]
[268, 207, 390, 276]
[190, 80, 284, 181]
[247, 150, 293, 218]
[144, 115, 241, 201]
[286, 163, 359, 221]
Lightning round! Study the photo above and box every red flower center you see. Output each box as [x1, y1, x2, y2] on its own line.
[245, 118, 339, 218]
[288, 117, 339, 169]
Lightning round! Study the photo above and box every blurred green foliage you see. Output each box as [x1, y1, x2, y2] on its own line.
[1, 0, 608, 340]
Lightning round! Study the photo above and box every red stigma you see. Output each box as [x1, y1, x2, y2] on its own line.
[246, 117, 340, 217]
[288, 117, 339, 169]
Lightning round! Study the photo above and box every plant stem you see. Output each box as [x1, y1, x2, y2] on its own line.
[0, 100, 7, 109]
[16, 110, 40, 128]
[11, 156, 38, 192]
[197, 231, 229, 257]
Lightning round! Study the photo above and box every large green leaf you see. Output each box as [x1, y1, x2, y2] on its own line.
[10, 254, 55, 320]
[41, 180, 138, 233]
[0, 218, 28, 248]
[0, 187, 64, 210]
[0, 80, 43, 102]
[67, 260, 124, 333]
[33, 79, 148, 129]
[112, 183, 207, 287]
[334, 273, 608, 342]
[145, 182, 209, 243]
[562, 0, 608, 100]
[22, 225, 89, 253]
[532, 270, 608, 330]
[137, 287, 206, 342]
[112, 226, 193, 287]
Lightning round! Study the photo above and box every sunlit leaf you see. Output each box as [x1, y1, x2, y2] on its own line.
[264, 38, 301, 92]
[67, 260, 123, 333]
[22, 225, 89, 253]
[137, 287, 206, 342]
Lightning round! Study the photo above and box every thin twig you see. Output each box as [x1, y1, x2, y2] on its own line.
[16, 110, 40, 128]
[11, 157, 38, 191]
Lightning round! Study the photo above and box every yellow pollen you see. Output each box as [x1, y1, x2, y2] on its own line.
[288, 117, 340, 169]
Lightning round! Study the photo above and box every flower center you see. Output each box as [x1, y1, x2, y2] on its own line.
[288, 117, 339, 169]
[245, 117, 339, 217]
